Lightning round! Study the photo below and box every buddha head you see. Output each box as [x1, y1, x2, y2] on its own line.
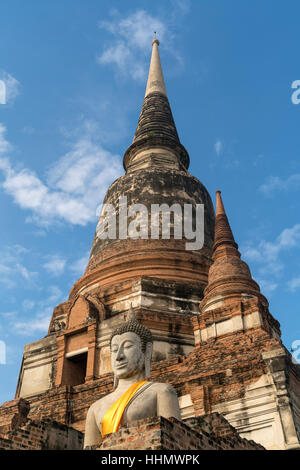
[110, 307, 153, 388]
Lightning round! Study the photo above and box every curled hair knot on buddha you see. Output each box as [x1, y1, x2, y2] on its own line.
[110, 307, 153, 351]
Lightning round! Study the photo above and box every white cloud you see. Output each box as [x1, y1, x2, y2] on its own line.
[242, 223, 300, 293]
[210, 139, 240, 170]
[214, 139, 223, 156]
[70, 251, 90, 278]
[22, 300, 36, 311]
[0, 80, 5, 105]
[0, 124, 12, 155]
[22, 126, 35, 135]
[0, 245, 37, 289]
[172, 0, 191, 13]
[0, 71, 20, 104]
[17, 263, 35, 281]
[14, 310, 52, 336]
[253, 154, 264, 167]
[100, 10, 167, 50]
[97, 10, 181, 81]
[278, 224, 300, 248]
[0, 122, 123, 227]
[44, 285, 63, 305]
[0, 311, 17, 320]
[287, 276, 300, 292]
[257, 279, 278, 296]
[43, 255, 66, 276]
[242, 246, 262, 262]
[99, 41, 132, 73]
[259, 174, 300, 196]
[244, 224, 300, 263]
[13, 286, 63, 336]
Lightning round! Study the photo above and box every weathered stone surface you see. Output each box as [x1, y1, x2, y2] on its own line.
[87, 168, 215, 268]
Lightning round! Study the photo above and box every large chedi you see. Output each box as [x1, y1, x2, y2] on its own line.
[11, 37, 214, 407]
[0, 40, 299, 451]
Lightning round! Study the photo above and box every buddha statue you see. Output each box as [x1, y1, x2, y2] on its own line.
[84, 308, 181, 448]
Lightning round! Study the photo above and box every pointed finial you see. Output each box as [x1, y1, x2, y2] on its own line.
[152, 31, 159, 46]
[216, 190, 226, 216]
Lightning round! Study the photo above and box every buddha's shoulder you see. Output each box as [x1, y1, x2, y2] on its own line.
[149, 382, 177, 395]
[87, 391, 116, 414]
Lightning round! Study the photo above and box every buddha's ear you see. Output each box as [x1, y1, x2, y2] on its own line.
[113, 374, 119, 390]
[145, 342, 153, 380]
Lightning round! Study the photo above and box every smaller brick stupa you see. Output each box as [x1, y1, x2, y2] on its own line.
[198, 190, 280, 340]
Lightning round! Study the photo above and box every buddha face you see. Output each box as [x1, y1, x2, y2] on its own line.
[111, 331, 145, 379]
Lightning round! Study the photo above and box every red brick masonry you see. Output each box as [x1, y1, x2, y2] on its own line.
[96, 414, 264, 451]
[0, 418, 83, 450]
[0, 409, 263, 450]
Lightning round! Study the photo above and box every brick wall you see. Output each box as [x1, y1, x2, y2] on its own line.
[96, 415, 265, 450]
[0, 413, 263, 451]
[0, 436, 12, 450]
[0, 419, 83, 450]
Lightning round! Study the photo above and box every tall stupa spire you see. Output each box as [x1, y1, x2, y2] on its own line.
[123, 38, 190, 172]
[144, 38, 167, 97]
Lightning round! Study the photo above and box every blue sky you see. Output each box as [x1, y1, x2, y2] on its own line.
[1, 0, 300, 404]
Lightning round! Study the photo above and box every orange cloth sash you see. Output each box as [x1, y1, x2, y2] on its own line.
[101, 380, 148, 437]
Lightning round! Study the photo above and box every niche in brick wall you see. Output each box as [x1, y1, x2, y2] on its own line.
[62, 350, 88, 386]
[60, 329, 89, 386]
[55, 294, 100, 387]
